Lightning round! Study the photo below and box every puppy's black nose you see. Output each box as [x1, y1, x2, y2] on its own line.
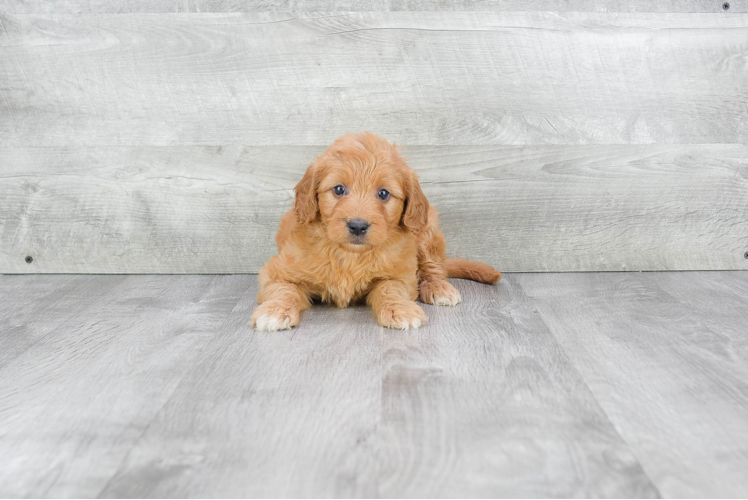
[347, 219, 370, 236]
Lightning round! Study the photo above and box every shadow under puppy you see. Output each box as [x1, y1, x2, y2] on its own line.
[252, 132, 501, 331]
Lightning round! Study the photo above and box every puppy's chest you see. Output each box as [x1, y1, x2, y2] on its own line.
[291, 245, 402, 307]
[316, 255, 383, 307]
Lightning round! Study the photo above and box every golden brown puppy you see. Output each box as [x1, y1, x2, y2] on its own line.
[252, 132, 501, 331]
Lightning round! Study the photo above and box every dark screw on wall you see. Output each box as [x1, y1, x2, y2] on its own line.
[25, 255, 33, 264]
[745, 251, 748, 259]
[723, 2, 730, 9]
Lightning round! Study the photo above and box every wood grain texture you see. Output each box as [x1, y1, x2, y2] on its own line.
[0, 274, 661, 498]
[640, 271, 748, 352]
[516, 272, 748, 498]
[2, 10, 747, 273]
[1, 1, 746, 14]
[377, 277, 659, 497]
[0, 274, 249, 498]
[1, 12, 747, 146]
[98, 279, 383, 498]
[1, 273, 747, 497]
[1, 144, 746, 273]
[0, 274, 125, 367]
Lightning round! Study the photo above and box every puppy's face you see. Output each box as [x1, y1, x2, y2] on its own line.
[293, 132, 428, 252]
[317, 160, 404, 250]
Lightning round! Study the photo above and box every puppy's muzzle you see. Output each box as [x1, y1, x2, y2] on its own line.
[347, 218, 370, 236]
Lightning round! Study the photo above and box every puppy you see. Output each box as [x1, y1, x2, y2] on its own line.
[252, 132, 501, 331]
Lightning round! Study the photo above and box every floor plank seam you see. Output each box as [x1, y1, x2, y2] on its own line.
[512, 276, 665, 498]
[95, 276, 252, 498]
[96, 284, 256, 500]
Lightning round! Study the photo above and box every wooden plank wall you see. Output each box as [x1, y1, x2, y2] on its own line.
[1, 2, 747, 273]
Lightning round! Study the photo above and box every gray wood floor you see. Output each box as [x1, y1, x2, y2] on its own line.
[0, 272, 746, 498]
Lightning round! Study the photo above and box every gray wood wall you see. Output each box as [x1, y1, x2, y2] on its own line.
[1, 2, 747, 273]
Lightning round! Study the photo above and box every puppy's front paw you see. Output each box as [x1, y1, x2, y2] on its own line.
[420, 279, 461, 306]
[377, 301, 426, 330]
[251, 302, 300, 331]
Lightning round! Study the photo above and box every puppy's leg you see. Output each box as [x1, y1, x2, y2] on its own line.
[368, 280, 426, 330]
[418, 258, 461, 306]
[252, 281, 310, 331]
[417, 234, 461, 306]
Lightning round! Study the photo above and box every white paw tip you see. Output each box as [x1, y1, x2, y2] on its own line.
[254, 314, 293, 331]
[433, 292, 461, 306]
[391, 316, 424, 330]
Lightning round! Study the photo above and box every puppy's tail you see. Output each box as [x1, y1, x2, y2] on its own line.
[445, 258, 502, 284]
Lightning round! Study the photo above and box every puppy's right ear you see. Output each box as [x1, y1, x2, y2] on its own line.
[294, 162, 319, 224]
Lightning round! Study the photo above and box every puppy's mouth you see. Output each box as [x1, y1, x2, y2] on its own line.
[348, 235, 369, 246]
[341, 235, 374, 251]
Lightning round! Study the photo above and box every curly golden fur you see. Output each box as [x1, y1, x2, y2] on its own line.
[252, 132, 501, 331]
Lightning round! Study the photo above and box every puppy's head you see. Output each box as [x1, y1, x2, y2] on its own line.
[293, 132, 428, 251]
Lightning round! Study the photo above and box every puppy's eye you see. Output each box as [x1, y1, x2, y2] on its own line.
[377, 189, 390, 201]
[333, 185, 346, 197]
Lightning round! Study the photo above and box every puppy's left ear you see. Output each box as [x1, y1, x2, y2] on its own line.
[294, 162, 319, 224]
[402, 170, 429, 233]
